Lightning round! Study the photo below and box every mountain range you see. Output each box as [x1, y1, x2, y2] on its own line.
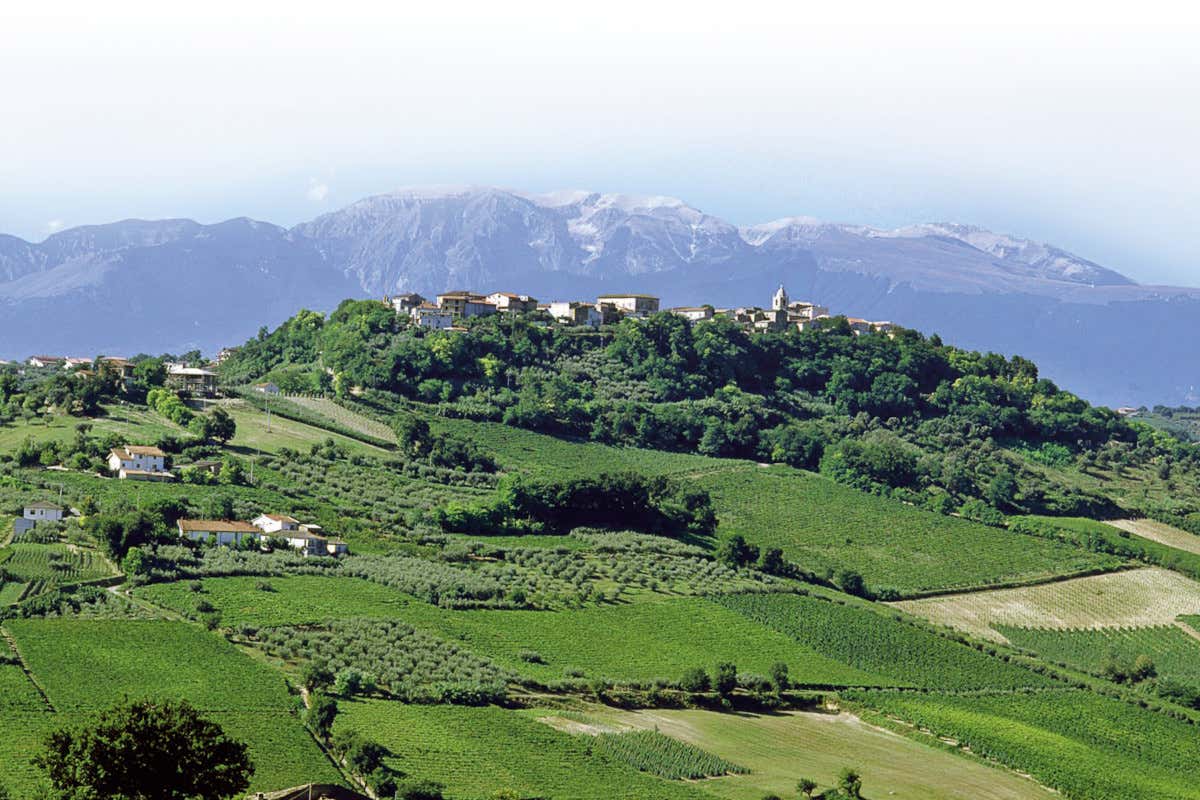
[2, 186, 1197, 407]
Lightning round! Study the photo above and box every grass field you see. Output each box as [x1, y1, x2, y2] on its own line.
[997, 624, 1200, 687]
[893, 567, 1200, 642]
[848, 689, 1200, 800]
[216, 399, 386, 457]
[284, 396, 398, 443]
[0, 661, 49, 712]
[136, 575, 420, 627]
[334, 700, 713, 800]
[0, 403, 183, 452]
[697, 465, 1120, 596]
[715, 593, 1053, 690]
[1107, 518, 1200, 556]
[0, 542, 117, 585]
[536, 705, 1055, 800]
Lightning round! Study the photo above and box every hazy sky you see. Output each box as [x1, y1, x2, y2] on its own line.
[2, 1, 1198, 285]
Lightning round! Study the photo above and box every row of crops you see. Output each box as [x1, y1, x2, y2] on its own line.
[0, 543, 117, 585]
[715, 592, 1055, 691]
[998, 624, 1200, 688]
[847, 689, 1200, 800]
[591, 729, 747, 780]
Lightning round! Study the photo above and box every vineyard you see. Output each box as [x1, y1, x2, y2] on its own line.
[997, 624, 1200, 688]
[0, 543, 118, 585]
[846, 689, 1200, 800]
[893, 567, 1200, 641]
[283, 395, 399, 444]
[715, 592, 1054, 690]
[591, 730, 747, 779]
[697, 465, 1122, 596]
[333, 700, 713, 800]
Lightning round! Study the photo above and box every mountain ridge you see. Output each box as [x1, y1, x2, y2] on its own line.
[1, 186, 1197, 406]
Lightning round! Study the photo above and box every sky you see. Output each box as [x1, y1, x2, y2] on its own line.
[2, 1, 1198, 285]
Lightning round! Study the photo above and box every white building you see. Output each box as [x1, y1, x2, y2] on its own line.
[547, 301, 602, 328]
[596, 294, 660, 317]
[108, 445, 173, 481]
[387, 293, 427, 314]
[23, 501, 65, 522]
[411, 304, 455, 330]
[252, 513, 301, 534]
[253, 382, 280, 395]
[486, 292, 538, 313]
[668, 306, 714, 322]
[27, 356, 65, 369]
[177, 519, 264, 546]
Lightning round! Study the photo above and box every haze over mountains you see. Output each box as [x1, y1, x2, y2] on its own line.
[2, 187, 1197, 407]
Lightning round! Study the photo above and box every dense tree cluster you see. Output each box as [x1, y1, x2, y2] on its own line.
[222, 302, 1200, 520]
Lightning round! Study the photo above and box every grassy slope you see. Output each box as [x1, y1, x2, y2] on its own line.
[134, 579, 884, 687]
[0, 403, 184, 452]
[701, 465, 1120, 595]
[537, 705, 1055, 800]
[848, 689, 1200, 800]
[334, 700, 715, 800]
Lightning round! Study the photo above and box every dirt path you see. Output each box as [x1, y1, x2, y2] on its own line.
[1173, 618, 1200, 643]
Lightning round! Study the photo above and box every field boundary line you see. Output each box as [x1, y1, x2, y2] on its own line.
[1173, 618, 1200, 643]
[891, 563, 1140, 602]
[0, 624, 57, 712]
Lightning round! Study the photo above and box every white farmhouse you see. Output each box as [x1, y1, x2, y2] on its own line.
[252, 513, 301, 534]
[547, 301, 602, 328]
[108, 445, 173, 481]
[411, 304, 455, 329]
[24, 501, 65, 522]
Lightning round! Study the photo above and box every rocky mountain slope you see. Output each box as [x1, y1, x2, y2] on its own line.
[1, 187, 1196, 406]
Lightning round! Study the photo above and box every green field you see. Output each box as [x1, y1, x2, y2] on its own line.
[716, 593, 1053, 690]
[0, 402, 183, 452]
[997, 624, 1200, 687]
[5, 619, 294, 710]
[218, 398, 387, 457]
[1, 619, 340, 793]
[0, 661, 49, 712]
[334, 700, 714, 800]
[848, 689, 1200, 800]
[699, 466, 1123, 595]
[536, 705, 1055, 800]
[136, 575, 420, 627]
[0, 542, 117, 585]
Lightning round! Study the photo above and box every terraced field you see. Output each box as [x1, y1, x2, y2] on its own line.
[536, 706, 1056, 800]
[893, 567, 1200, 642]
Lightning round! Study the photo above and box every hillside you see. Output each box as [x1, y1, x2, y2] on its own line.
[2, 187, 1199, 405]
[3, 313, 1200, 799]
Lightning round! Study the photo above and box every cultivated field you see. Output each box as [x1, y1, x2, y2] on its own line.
[334, 700, 713, 800]
[1108, 518, 1200, 556]
[536, 705, 1056, 800]
[892, 567, 1200, 642]
[698, 465, 1121, 596]
[218, 399, 386, 456]
[1, 542, 117, 585]
[998, 624, 1200, 687]
[284, 396, 398, 443]
[849, 689, 1200, 800]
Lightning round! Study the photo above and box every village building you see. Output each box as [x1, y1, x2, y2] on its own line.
[177, 519, 263, 546]
[547, 301, 602, 328]
[411, 304, 454, 329]
[253, 382, 280, 395]
[668, 306, 714, 322]
[386, 292, 427, 314]
[216, 347, 239, 364]
[596, 294, 660, 317]
[252, 513, 301, 534]
[107, 445, 173, 481]
[27, 355, 66, 368]
[24, 500, 65, 523]
[435, 291, 498, 318]
[186, 459, 223, 477]
[62, 357, 92, 370]
[166, 365, 218, 396]
[486, 292, 539, 313]
[594, 301, 622, 325]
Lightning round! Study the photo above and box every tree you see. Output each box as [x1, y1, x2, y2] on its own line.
[714, 662, 738, 697]
[306, 693, 338, 740]
[302, 660, 334, 693]
[797, 777, 819, 798]
[985, 468, 1019, 511]
[837, 767, 863, 799]
[769, 661, 789, 693]
[393, 415, 433, 458]
[33, 699, 252, 800]
[207, 407, 237, 444]
[716, 534, 759, 569]
[679, 666, 711, 693]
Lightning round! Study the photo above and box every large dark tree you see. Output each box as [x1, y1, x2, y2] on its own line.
[33, 699, 253, 800]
